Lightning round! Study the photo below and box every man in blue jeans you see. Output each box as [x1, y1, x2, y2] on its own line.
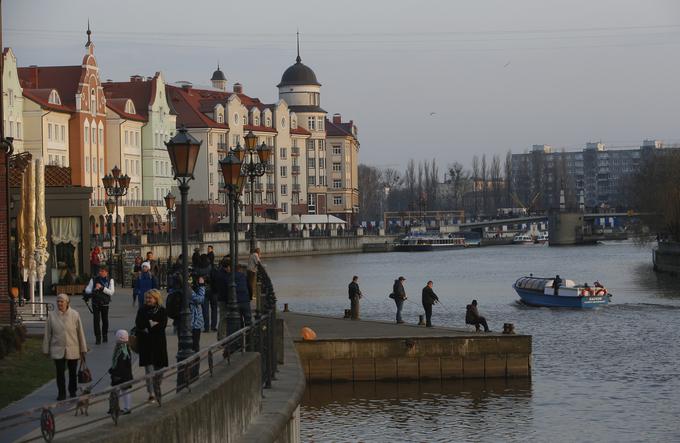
[392, 276, 407, 324]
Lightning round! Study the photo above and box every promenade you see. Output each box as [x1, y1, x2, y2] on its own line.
[0, 287, 221, 443]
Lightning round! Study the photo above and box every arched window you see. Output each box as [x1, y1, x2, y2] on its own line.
[254, 116, 260, 126]
[48, 90, 61, 105]
[90, 89, 97, 114]
[266, 117, 271, 127]
[217, 113, 223, 123]
[125, 100, 135, 114]
[84, 120, 90, 144]
[234, 113, 239, 124]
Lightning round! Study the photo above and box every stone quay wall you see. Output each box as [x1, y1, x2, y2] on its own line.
[653, 241, 680, 275]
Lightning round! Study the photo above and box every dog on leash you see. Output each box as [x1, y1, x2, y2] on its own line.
[74, 386, 93, 417]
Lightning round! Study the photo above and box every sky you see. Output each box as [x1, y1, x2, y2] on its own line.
[5, 0, 680, 170]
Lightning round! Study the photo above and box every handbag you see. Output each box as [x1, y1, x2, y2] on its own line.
[388, 292, 396, 299]
[78, 360, 92, 384]
[129, 327, 139, 353]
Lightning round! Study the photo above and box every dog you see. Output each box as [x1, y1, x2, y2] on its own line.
[74, 386, 93, 417]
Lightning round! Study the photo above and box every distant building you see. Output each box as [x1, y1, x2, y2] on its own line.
[325, 114, 359, 225]
[511, 140, 672, 210]
[2, 48, 24, 154]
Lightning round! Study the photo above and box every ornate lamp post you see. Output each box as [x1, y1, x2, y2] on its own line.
[165, 127, 201, 368]
[239, 131, 272, 251]
[102, 166, 130, 255]
[219, 151, 245, 335]
[164, 192, 176, 272]
[104, 198, 115, 267]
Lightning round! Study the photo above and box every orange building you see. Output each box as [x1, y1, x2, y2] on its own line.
[18, 26, 107, 202]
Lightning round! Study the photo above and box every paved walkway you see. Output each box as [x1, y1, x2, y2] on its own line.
[280, 311, 505, 340]
[0, 288, 223, 443]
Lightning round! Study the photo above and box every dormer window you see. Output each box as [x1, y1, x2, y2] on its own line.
[243, 116, 247, 125]
[254, 117, 260, 126]
[266, 118, 271, 127]
[48, 90, 61, 105]
[125, 100, 136, 114]
[292, 118, 297, 128]
[217, 113, 223, 123]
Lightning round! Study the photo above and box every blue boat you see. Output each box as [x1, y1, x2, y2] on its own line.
[513, 276, 611, 308]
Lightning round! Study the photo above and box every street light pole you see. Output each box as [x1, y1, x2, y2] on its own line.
[164, 192, 176, 275]
[102, 166, 130, 282]
[239, 131, 271, 252]
[105, 198, 115, 267]
[165, 127, 201, 378]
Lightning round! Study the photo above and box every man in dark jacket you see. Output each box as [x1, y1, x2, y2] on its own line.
[84, 266, 115, 344]
[465, 299, 490, 332]
[421, 280, 439, 327]
[392, 276, 407, 324]
[348, 276, 362, 320]
[207, 245, 215, 267]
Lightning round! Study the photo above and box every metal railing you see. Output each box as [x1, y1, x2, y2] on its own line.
[0, 267, 278, 442]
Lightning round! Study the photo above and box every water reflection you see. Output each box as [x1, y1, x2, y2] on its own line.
[302, 380, 533, 443]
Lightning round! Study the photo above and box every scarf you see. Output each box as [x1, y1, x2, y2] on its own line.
[111, 343, 130, 368]
[94, 275, 110, 289]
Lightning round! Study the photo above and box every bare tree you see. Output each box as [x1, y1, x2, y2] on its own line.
[480, 154, 488, 215]
[490, 154, 502, 213]
[471, 155, 480, 218]
[633, 151, 680, 241]
[504, 150, 513, 207]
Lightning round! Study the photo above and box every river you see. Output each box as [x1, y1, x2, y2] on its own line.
[266, 241, 680, 442]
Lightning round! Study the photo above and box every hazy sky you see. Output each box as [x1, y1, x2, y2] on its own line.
[5, 0, 680, 169]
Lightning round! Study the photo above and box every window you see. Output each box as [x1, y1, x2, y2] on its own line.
[209, 153, 214, 166]
[307, 158, 315, 168]
[48, 90, 61, 105]
[90, 89, 96, 114]
[125, 131, 129, 146]
[319, 158, 326, 169]
[125, 159, 129, 173]
[208, 133, 212, 146]
[232, 134, 240, 145]
[307, 117, 315, 130]
[7, 89, 13, 106]
[333, 162, 342, 171]
[307, 139, 315, 150]
[280, 184, 288, 195]
[99, 128, 104, 145]
[92, 157, 97, 173]
[210, 173, 214, 186]
[280, 147, 287, 159]
[60, 125, 65, 142]
[92, 127, 97, 145]
[84, 123, 90, 143]
[293, 138, 299, 148]
[319, 139, 325, 150]
[319, 175, 326, 186]
[243, 116, 247, 125]
[266, 117, 271, 127]
[48, 154, 53, 164]
[61, 155, 66, 166]
[217, 114, 223, 123]
[282, 202, 288, 213]
[100, 158, 104, 173]
[48, 123, 53, 140]
[333, 145, 342, 155]
[155, 161, 159, 175]
[308, 175, 316, 185]
[333, 179, 342, 189]
[333, 195, 343, 205]
[234, 113, 239, 124]
[135, 132, 139, 147]
[254, 117, 260, 126]
[317, 117, 324, 130]
[280, 166, 287, 177]
[86, 156, 90, 172]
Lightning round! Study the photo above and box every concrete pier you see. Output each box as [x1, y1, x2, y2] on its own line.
[281, 312, 532, 383]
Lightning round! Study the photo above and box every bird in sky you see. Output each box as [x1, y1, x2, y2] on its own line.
[429, 112, 436, 116]
[504, 61, 511, 68]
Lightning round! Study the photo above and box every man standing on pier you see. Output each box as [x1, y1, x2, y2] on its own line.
[392, 276, 407, 324]
[348, 276, 362, 320]
[421, 280, 439, 327]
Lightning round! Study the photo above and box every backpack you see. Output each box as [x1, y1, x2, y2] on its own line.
[166, 290, 181, 320]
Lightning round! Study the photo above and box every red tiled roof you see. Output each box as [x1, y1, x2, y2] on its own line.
[244, 124, 277, 133]
[166, 85, 228, 129]
[102, 78, 157, 119]
[290, 127, 311, 136]
[22, 88, 73, 113]
[106, 98, 146, 122]
[18, 66, 82, 109]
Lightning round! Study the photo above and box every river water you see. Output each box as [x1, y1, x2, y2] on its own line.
[266, 241, 680, 442]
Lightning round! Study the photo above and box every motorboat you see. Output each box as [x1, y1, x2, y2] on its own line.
[394, 234, 466, 251]
[513, 233, 534, 244]
[512, 276, 611, 308]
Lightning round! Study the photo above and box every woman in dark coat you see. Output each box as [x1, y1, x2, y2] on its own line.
[135, 288, 168, 402]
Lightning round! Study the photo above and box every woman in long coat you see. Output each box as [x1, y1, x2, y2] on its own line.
[135, 289, 168, 402]
[43, 293, 88, 400]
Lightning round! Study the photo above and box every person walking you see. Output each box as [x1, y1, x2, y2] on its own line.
[84, 266, 115, 344]
[109, 329, 133, 415]
[247, 248, 261, 300]
[211, 257, 231, 340]
[206, 245, 215, 267]
[191, 248, 201, 269]
[43, 294, 88, 400]
[348, 276, 362, 320]
[135, 289, 169, 402]
[421, 280, 440, 327]
[235, 264, 252, 328]
[194, 254, 217, 333]
[465, 299, 491, 332]
[133, 262, 158, 307]
[90, 246, 102, 277]
[392, 276, 407, 324]
[145, 251, 159, 278]
[190, 277, 206, 352]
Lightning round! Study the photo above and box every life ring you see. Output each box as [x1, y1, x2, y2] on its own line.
[581, 289, 589, 296]
[595, 288, 607, 296]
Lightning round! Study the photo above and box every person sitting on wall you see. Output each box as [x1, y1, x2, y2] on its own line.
[465, 300, 490, 332]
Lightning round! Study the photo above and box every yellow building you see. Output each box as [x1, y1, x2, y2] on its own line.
[325, 114, 359, 224]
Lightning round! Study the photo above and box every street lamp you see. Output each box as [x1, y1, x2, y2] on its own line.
[219, 150, 246, 336]
[102, 166, 130, 255]
[104, 198, 115, 267]
[164, 192, 176, 274]
[240, 131, 271, 251]
[165, 126, 201, 369]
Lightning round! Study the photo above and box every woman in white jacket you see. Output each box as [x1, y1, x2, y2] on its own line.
[43, 294, 88, 400]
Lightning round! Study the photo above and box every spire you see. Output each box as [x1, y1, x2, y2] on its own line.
[86, 19, 92, 47]
[217, 60, 220, 71]
[296, 30, 301, 63]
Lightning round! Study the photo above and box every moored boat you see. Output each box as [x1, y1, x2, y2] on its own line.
[394, 234, 466, 252]
[512, 276, 611, 308]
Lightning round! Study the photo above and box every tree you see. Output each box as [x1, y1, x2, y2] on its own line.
[471, 155, 480, 217]
[633, 151, 680, 241]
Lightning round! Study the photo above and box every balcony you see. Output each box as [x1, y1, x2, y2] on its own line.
[254, 183, 264, 192]
[266, 184, 275, 192]
[291, 147, 300, 156]
[292, 165, 301, 175]
[292, 184, 301, 193]
[217, 142, 229, 151]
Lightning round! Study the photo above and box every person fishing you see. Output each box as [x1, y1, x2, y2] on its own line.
[421, 280, 439, 327]
[390, 276, 407, 324]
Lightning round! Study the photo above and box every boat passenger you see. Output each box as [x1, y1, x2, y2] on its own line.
[594, 281, 604, 288]
[552, 275, 563, 295]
